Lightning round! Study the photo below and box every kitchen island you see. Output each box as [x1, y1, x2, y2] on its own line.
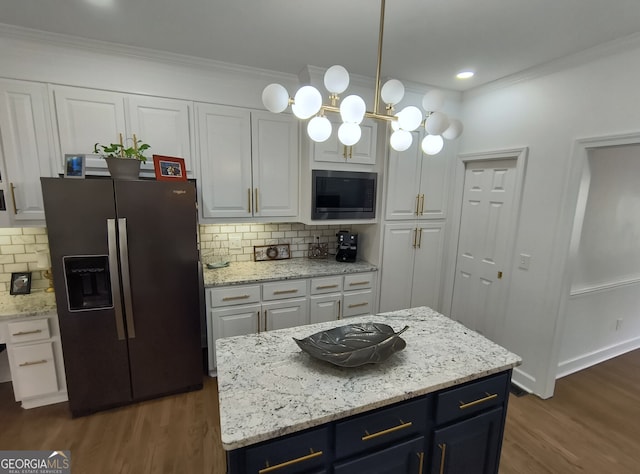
[216, 306, 521, 473]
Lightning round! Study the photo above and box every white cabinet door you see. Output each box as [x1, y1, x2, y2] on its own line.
[410, 222, 445, 310]
[251, 111, 298, 217]
[127, 95, 193, 171]
[262, 298, 309, 331]
[197, 103, 252, 219]
[309, 293, 341, 323]
[10, 342, 58, 400]
[209, 303, 261, 370]
[312, 116, 377, 165]
[0, 80, 55, 223]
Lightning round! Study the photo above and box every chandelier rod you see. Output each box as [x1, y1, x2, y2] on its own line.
[373, 0, 387, 116]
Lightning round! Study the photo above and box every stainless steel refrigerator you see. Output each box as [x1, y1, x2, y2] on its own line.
[41, 177, 203, 417]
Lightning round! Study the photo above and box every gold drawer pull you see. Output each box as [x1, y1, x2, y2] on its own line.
[273, 289, 298, 295]
[259, 449, 323, 474]
[438, 443, 447, 474]
[222, 295, 250, 301]
[417, 451, 425, 474]
[459, 392, 498, 410]
[362, 420, 412, 441]
[316, 284, 338, 289]
[348, 302, 368, 308]
[349, 281, 369, 286]
[19, 359, 48, 367]
[12, 329, 43, 336]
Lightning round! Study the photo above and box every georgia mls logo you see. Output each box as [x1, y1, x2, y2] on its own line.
[0, 450, 71, 474]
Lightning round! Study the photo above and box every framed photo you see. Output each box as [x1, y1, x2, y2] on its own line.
[10, 272, 32, 295]
[64, 154, 85, 179]
[153, 155, 187, 181]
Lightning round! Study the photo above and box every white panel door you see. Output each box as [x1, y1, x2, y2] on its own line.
[385, 135, 422, 220]
[450, 159, 517, 341]
[411, 223, 445, 310]
[197, 104, 252, 218]
[127, 96, 193, 171]
[210, 303, 261, 369]
[309, 294, 341, 323]
[251, 111, 298, 217]
[262, 298, 309, 331]
[378, 224, 418, 313]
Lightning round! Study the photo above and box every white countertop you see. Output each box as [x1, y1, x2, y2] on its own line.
[0, 291, 57, 321]
[203, 258, 377, 287]
[216, 306, 522, 450]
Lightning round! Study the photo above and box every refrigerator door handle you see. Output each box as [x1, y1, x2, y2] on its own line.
[118, 217, 136, 339]
[107, 219, 126, 341]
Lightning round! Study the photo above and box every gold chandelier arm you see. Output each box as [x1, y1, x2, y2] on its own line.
[373, 0, 386, 116]
[320, 105, 397, 123]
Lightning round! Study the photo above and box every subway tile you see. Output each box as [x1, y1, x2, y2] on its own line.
[242, 232, 258, 240]
[1, 244, 26, 255]
[4, 263, 29, 273]
[250, 224, 265, 232]
[271, 232, 285, 239]
[284, 231, 297, 238]
[257, 232, 272, 239]
[0, 255, 14, 264]
[0, 236, 13, 245]
[0, 228, 23, 236]
[278, 224, 292, 231]
[22, 227, 47, 235]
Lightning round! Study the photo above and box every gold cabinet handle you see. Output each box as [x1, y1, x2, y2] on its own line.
[498, 271, 503, 279]
[419, 193, 425, 215]
[264, 309, 267, 330]
[222, 295, 250, 301]
[247, 188, 252, 213]
[316, 284, 338, 290]
[12, 329, 43, 336]
[438, 443, 447, 474]
[459, 392, 498, 409]
[415, 194, 420, 216]
[343, 145, 348, 159]
[10, 182, 18, 214]
[273, 289, 298, 295]
[259, 449, 323, 474]
[19, 359, 48, 367]
[413, 228, 418, 248]
[362, 420, 412, 441]
[417, 451, 424, 474]
[337, 300, 341, 320]
[349, 146, 353, 159]
[348, 302, 368, 308]
[348, 281, 369, 286]
[255, 188, 259, 213]
[417, 227, 423, 248]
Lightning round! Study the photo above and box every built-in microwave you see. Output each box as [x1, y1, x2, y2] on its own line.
[311, 170, 377, 220]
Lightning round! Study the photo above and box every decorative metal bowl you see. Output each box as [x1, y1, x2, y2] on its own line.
[293, 323, 409, 367]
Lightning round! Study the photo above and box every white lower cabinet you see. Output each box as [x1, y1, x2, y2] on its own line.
[206, 271, 377, 374]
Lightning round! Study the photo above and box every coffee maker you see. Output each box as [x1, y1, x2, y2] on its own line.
[336, 230, 358, 262]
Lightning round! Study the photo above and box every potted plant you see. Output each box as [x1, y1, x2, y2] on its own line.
[94, 134, 151, 180]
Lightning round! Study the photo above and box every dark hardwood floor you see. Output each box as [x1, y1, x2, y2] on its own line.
[0, 349, 638, 473]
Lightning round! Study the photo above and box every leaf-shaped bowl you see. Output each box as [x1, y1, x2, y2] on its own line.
[293, 323, 408, 367]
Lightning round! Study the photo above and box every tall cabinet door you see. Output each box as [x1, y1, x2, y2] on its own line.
[378, 224, 418, 313]
[411, 223, 445, 309]
[385, 135, 422, 220]
[250, 111, 298, 217]
[0, 80, 55, 223]
[197, 103, 252, 218]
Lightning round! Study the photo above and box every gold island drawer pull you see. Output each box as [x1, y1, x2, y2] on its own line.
[19, 359, 48, 367]
[349, 281, 369, 286]
[222, 295, 250, 301]
[12, 329, 43, 336]
[316, 284, 338, 289]
[348, 302, 368, 308]
[259, 448, 323, 474]
[459, 392, 498, 409]
[362, 420, 412, 441]
[438, 443, 447, 474]
[273, 289, 298, 295]
[417, 451, 425, 474]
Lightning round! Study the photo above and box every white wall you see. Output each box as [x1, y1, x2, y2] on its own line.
[458, 41, 640, 397]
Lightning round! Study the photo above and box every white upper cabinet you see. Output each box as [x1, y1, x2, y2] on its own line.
[197, 104, 298, 220]
[311, 116, 377, 166]
[385, 130, 451, 220]
[0, 79, 55, 224]
[52, 85, 193, 174]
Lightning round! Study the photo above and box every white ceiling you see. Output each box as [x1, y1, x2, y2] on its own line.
[2, 0, 640, 91]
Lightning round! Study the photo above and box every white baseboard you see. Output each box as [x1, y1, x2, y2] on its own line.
[511, 367, 536, 395]
[556, 337, 640, 379]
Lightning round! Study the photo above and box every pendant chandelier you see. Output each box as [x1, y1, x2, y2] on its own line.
[261, 0, 463, 155]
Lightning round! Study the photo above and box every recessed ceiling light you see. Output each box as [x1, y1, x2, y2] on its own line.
[456, 71, 475, 79]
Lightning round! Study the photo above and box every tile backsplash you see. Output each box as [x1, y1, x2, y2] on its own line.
[0, 227, 51, 294]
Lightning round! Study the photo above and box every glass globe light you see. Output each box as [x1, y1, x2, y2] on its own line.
[422, 89, 445, 112]
[324, 65, 350, 94]
[425, 111, 450, 135]
[339, 95, 366, 124]
[390, 117, 401, 132]
[390, 130, 413, 151]
[421, 135, 444, 155]
[443, 119, 464, 140]
[292, 86, 322, 119]
[338, 122, 362, 146]
[307, 116, 332, 142]
[397, 106, 423, 132]
[262, 84, 289, 113]
[381, 79, 405, 105]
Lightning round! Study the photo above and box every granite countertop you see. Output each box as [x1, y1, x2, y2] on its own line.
[0, 291, 58, 321]
[216, 306, 522, 450]
[203, 258, 377, 287]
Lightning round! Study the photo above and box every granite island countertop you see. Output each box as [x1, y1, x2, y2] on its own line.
[216, 306, 522, 450]
[203, 258, 377, 287]
[0, 291, 58, 321]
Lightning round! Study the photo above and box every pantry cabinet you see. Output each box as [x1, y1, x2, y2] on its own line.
[196, 104, 298, 220]
[0, 79, 56, 224]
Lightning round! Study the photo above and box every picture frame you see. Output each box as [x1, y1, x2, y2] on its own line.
[64, 154, 85, 179]
[153, 155, 187, 181]
[10, 271, 32, 295]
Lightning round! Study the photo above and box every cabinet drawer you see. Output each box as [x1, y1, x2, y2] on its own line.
[335, 397, 429, 460]
[245, 427, 329, 474]
[310, 276, 343, 295]
[7, 319, 50, 343]
[209, 286, 261, 307]
[334, 436, 425, 474]
[342, 290, 374, 318]
[12, 342, 59, 399]
[262, 280, 307, 301]
[435, 372, 510, 425]
[344, 272, 374, 291]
